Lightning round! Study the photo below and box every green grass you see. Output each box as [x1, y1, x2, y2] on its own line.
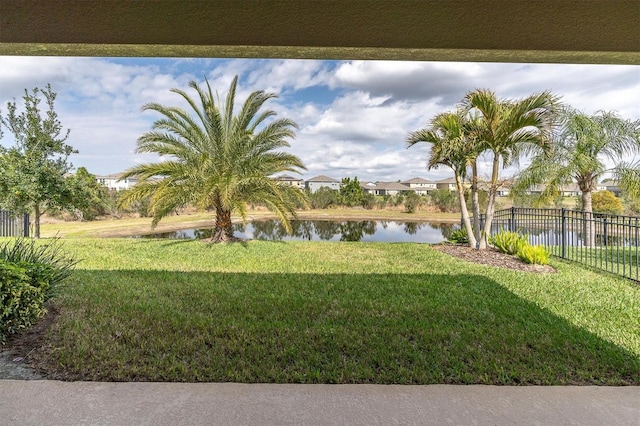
[27, 239, 640, 384]
[546, 245, 639, 281]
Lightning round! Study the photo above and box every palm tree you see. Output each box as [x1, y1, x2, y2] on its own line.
[118, 76, 308, 242]
[407, 111, 479, 248]
[461, 89, 558, 249]
[513, 108, 640, 246]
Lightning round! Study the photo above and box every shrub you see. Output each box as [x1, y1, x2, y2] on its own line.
[308, 187, 338, 209]
[429, 189, 459, 213]
[447, 227, 469, 244]
[404, 192, 422, 213]
[592, 190, 623, 215]
[489, 228, 529, 255]
[0, 260, 48, 344]
[0, 238, 77, 300]
[362, 193, 376, 210]
[517, 244, 550, 265]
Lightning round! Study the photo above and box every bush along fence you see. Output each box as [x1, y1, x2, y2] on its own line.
[479, 207, 639, 282]
[0, 210, 30, 237]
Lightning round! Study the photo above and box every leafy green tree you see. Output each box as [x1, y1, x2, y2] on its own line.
[339, 177, 365, 207]
[513, 109, 640, 245]
[0, 85, 76, 238]
[407, 111, 478, 247]
[462, 89, 558, 248]
[63, 167, 110, 221]
[118, 76, 307, 242]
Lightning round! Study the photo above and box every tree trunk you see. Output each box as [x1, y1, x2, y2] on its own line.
[34, 203, 41, 239]
[212, 206, 234, 242]
[455, 175, 477, 248]
[582, 190, 595, 247]
[471, 162, 480, 244]
[479, 157, 500, 249]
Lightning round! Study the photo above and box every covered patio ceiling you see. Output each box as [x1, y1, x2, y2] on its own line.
[0, 0, 638, 64]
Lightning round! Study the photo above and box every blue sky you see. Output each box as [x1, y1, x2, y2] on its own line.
[0, 57, 638, 183]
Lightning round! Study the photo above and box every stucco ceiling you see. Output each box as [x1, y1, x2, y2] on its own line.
[0, 0, 639, 64]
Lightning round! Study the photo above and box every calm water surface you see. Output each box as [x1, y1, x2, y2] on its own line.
[137, 219, 458, 243]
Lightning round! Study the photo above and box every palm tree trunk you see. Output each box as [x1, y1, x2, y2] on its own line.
[582, 190, 595, 247]
[479, 157, 500, 249]
[212, 207, 234, 242]
[455, 175, 477, 248]
[471, 162, 481, 244]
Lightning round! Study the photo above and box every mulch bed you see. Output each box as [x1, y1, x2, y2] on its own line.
[433, 244, 557, 274]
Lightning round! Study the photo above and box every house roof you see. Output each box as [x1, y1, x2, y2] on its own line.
[402, 177, 434, 184]
[95, 173, 124, 180]
[373, 182, 413, 191]
[273, 174, 302, 181]
[435, 177, 457, 184]
[560, 183, 581, 192]
[307, 175, 339, 183]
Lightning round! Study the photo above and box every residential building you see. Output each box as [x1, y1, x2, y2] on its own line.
[560, 183, 581, 197]
[95, 173, 139, 191]
[370, 182, 413, 196]
[601, 179, 621, 196]
[305, 175, 340, 193]
[401, 177, 436, 195]
[273, 174, 305, 189]
[435, 177, 458, 191]
[360, 181, 378, 195]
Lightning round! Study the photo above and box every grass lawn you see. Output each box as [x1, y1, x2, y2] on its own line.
[24, 238, 640, 384]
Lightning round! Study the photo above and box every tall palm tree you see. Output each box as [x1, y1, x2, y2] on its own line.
[513, 108, 640, 246]
[461, 89, 558, 249]
[118, 76, 308, 242]
[407, 111, 479, 248]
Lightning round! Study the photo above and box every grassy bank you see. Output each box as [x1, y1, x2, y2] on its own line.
[28, 239, 640, 384]
[40, 209, 460, 238]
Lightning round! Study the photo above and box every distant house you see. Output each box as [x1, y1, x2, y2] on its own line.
[435, 177, 458, 191]
[477, 180, 511, 197]
[559, 183, 581, 197]
[305, 175, 340, 193]
[370, 181, 413, 196]
[273, 174, 305, 189]
[95, 173, 138, 191]
[360, 181, 378, 195]
[523, 183, 583, 197]
[401, 177, 436, 195]
[601, 179, 621, 196]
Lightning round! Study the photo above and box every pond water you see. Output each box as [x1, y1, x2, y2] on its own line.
[137, 219, 458, 243]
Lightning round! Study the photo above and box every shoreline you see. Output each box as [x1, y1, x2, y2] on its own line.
[41, 210, 461, 238]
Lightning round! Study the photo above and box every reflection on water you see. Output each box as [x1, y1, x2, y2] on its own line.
[138, 219, 457, 243]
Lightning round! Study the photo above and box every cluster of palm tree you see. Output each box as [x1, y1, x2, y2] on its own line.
[408, 89, 640, 249]
[118, 76, 308, 242]
[118, 76, 639, 246]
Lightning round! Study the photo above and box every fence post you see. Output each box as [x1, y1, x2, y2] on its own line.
[561, 208, 567, 259]
[23, 213, 30, 237]
[603, 217, 608, 247]
[510, 207, 515, 232]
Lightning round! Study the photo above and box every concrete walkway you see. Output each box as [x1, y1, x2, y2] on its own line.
[1, 381, 638, 425]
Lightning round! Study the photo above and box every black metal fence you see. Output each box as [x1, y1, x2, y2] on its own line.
[480, 207, 639, 282]
[0, 210, 30, 237]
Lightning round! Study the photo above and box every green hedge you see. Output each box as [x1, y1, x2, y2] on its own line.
[0, 238, 77, 344]
[0, 260, 49, 344]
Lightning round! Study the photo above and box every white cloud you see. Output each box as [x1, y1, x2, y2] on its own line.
[0, 57, 637, 183]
